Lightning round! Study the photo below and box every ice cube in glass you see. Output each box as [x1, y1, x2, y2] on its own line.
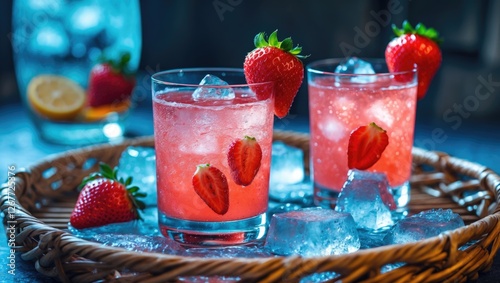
[334, 57, 376, 83]
[192, 74, 235, 100]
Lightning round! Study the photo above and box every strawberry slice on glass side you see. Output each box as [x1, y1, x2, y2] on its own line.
[244, 30, 306, 118]
[348, 122, 389, 170]
[192, 164, 229, 215]
[70, 163, 146, 229]
[385, 21, 442, 100]
[227, 136, 262, 186]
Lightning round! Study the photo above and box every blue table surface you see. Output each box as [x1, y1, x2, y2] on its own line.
[1, 100, 499, 282]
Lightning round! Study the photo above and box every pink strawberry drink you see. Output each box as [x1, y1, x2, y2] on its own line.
[152, 69, 274, 245]
[307, 59, 417, 210]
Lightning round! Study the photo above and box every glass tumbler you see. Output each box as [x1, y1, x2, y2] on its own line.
[152, 68, 274, 246]
[307, 58, 417, 216]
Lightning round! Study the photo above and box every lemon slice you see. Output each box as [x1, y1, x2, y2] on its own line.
[27, 75, 86, 121]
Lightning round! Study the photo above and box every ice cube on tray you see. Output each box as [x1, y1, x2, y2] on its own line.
[335, 169, 395, 231]
[384, 209, 465, 245]
[265, 208, 360, 257]
[91, 233, 184, 254]
[270, 141, 304, 185]
[183, 245, 274, 258]
[118, 146, 157, 206]
[269, 141, 312, 202]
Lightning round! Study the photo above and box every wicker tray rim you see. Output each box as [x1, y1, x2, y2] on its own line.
[2, 131, 500, 283]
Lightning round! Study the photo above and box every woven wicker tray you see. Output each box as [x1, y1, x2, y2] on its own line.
[1, 131, 499, 282]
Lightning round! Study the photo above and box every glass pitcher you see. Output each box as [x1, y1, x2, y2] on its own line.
[12, 0, 142, 145]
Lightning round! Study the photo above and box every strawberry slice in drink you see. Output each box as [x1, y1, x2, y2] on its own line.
[348, 122, 389, 170]
[192, 164, 229, 215]
[227, 136, 263, 186]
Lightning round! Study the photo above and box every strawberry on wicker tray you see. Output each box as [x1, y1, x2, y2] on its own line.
[385, 21, 442, 100]
[70, 163, 146, 229]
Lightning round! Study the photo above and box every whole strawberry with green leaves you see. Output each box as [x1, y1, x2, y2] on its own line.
[87, 52, 136, 107]
[70, 163, 146, 229]
[385, 21, 442, 100]
[244, 30, 306, 118]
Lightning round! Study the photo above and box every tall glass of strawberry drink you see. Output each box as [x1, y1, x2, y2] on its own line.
[152, 68, 274, 246]
[307, 58, 417, 215]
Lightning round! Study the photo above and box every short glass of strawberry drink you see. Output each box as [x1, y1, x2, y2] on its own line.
[152, 68, 274, 246]
[307, 58, 417, 217]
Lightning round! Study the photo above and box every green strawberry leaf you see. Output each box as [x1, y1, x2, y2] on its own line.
[252, 30, 309, 58]
[134, 199, 146, 210]
[254, 32, 268, 48]
[392, 20, 443, 44]
[124, 176, 133, 186]
[403, 21, 413, 33]
[280, 37, 293, 51]
[415, 23, 426, 34]
[268, 30, 279, 47]
[134, 192, 147, 198]
[99, 162, 115, 180]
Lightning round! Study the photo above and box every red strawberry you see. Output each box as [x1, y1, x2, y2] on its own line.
[385, 21, 442, 100]
[244, 30, 306, 118]
[192, 164, 229, 215]
[227, 136, 262, 186]
[87, 52, 136, 107]
[348, 122, 389, 170]
[70, 163, 146, 229]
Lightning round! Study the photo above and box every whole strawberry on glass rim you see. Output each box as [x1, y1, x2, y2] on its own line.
[70, 163, 146, 229]
[244, 30, 306, 118]
[385, 21, 442, 100]
[87, 52, 136, 107]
